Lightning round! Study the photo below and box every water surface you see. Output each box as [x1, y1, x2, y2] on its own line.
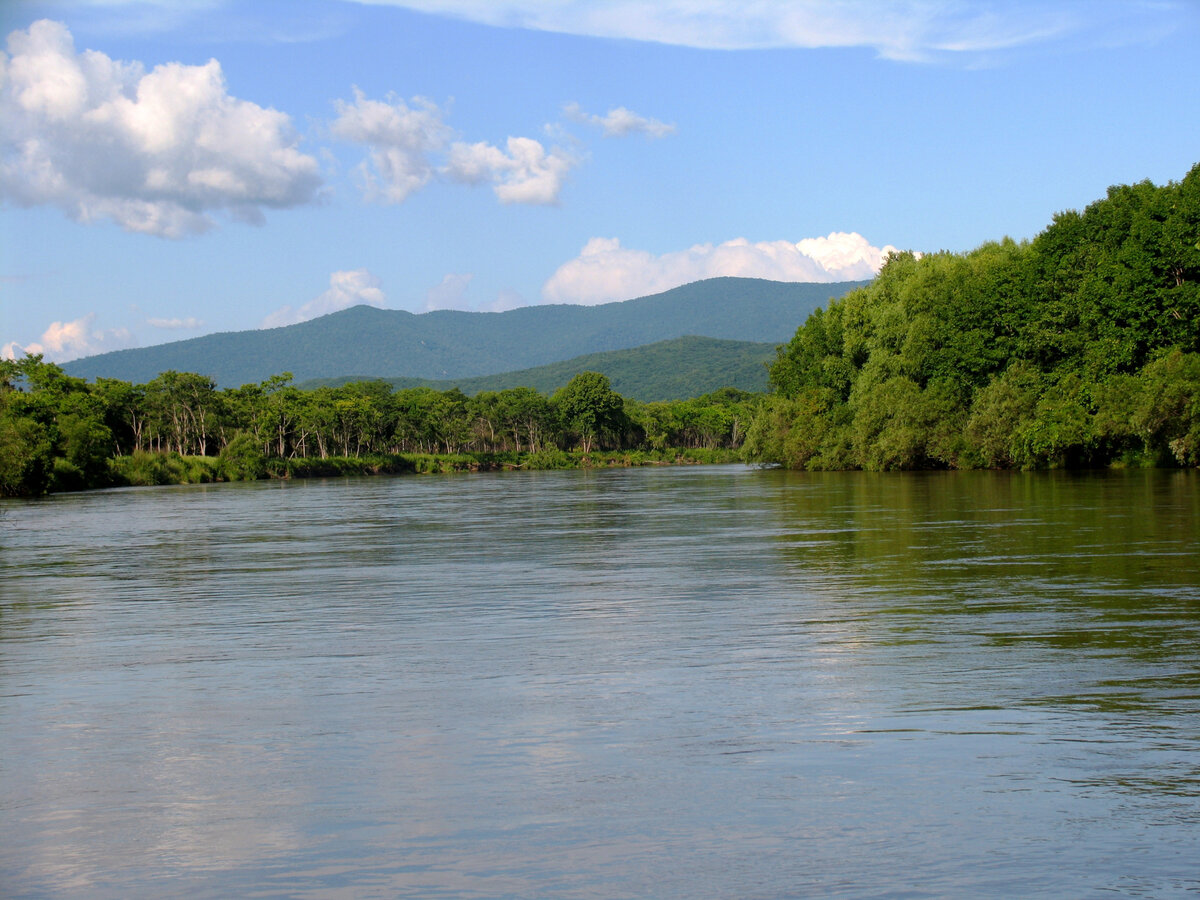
[2, 466, 1198, 898]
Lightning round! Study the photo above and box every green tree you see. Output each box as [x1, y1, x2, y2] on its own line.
[965, 361, 1043, 468]
[0, 355, 112, 494]
[553, 372, 627, 454]
[92, 378, 145, 455]
[0, 404, 53, 496]
[143, 371, 219, 455]
[494, 387, 553, 452]
[1131, 350, 1200, 465]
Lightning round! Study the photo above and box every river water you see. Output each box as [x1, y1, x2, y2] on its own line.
[2, 466, 1198, 898]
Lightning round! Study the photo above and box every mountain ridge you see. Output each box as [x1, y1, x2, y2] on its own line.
[61, 276, 867, 387]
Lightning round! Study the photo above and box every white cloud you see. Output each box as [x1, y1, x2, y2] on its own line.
[423, 273, 475, 311]
[542, 233, 900, 305]
[0, 20, 323, 237]
[261, 269, 386, 328]
[487, 289, 527, 313]
[444, 136, 577, 205]
[330, 87, 451, 203]
[564, 102, 675, 138]
[146, 316, 204, 329]
[3, 313, 136, 363]
[350, 1, 1182, 62]
[332, 88, 577, 206]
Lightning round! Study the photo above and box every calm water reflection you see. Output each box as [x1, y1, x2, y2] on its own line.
[2, 466, 1198, 898]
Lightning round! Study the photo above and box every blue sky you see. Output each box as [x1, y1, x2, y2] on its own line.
[2, 0, 1198, 362]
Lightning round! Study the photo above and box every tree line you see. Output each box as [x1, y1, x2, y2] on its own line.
[745, 163, 1200, 470]
[0, 361, 758, 496]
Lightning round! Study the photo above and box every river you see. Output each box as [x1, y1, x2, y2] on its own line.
[2, 466, 1198, 898]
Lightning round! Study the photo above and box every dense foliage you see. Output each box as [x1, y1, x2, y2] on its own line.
[0, 362, 759, 497]
[745, 165, 1200, 470]
[62, 278, 863, 387]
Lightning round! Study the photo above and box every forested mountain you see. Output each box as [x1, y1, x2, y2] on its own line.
[746, 163, 1200, 470]
[62, 278, 864, 387]
[298, 336, 776, 401]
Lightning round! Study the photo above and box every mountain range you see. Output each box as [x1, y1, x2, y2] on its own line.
[61, 277, 866, 391]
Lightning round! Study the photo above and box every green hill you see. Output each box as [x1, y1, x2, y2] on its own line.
[61, 277, 864, 387]
[298, 335, 777, 401]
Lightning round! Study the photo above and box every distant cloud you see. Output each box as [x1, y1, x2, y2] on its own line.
[564, 103, 675, 138]
[353, 1, 1188, 62]
[542, 233, 900, 305]
[147, 316, 204, 329]
[423, 273, 475, 311]
[330, 88, 451, 203]
[24, 1, 229, 39]
[487, 289, 527, 313]
[444, 137, 578, 205]
[3, 313, 136, 363]
[0, 20, 323, 237]
[261, 269, 386, 328]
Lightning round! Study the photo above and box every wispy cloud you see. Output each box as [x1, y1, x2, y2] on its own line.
[351, 1, 1189, 62]
[542, 233, 900, 305]
[261, 269, 386, 328]
[146, 316, 205, 330]
[564, 103, 675, 138]
[22, 1, 355, 44]
[423, 273, 475, 311]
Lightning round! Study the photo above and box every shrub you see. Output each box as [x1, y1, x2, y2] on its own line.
[218, 433, 266, 481]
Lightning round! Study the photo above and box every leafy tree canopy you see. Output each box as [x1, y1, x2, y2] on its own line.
[748, 162, 1200, 471]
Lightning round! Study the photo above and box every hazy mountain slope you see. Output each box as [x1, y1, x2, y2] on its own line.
[62, 277, 865, 386]
[298, 336, 777, 401]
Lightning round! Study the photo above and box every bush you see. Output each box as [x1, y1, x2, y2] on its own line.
[282, 454, 414, 477]
[218, 433, 266, 481]
[110, 451, 221, 486]
[522, 448, 574, 470]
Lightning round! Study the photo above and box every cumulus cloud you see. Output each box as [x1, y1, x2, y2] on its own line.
[330, 87, 451, 203]
[352, 1, 1181, 62]
[542, 233, 900, 305]
[443, 136, 577, 205]
[0, 19, 322, 237]
[564, 102, 675, 138]
[146, 316, 204, 329]
[261, 268, 386, 328]
[3, 313, 136, 363]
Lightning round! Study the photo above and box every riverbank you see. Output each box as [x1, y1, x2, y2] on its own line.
[102, 446, 742, 490]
